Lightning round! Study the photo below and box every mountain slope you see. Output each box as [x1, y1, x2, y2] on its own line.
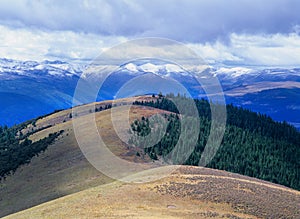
[132, 95, 300, 190]
[0, 58, 83, 126]
[0, 97, 164, 217]
[1, 96, 300, 218]
[3, 166, 300, 219]
[1, 58, 300, 129]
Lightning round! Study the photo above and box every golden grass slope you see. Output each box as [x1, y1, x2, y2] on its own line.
[0, 97, 163, 217]
[3, 166, 300, 219]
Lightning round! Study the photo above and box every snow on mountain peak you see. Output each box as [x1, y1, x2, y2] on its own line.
[165, 64, 184, 73]
[123, 63, 138, 72]
[139, 63, 161, 73]
[0, 58, 85, 78]
[119, 61, 187, 76]
[214, 67, 254, 77]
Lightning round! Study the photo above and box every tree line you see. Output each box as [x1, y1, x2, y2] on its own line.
[0, 123, 63, 180]
[130, 94, 300, 190]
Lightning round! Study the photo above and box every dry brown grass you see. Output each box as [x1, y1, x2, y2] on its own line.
[1, 97, 299, 218]
[153, 166, 300, 218]
[5, 165, 298, 219]
[0, 173, 249, 218]
[3, 166, 300, 218]
[22, 95, 157, 136]
[0, 97, 164, 218]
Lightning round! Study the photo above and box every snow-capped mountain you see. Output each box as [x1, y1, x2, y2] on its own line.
[82, 60, 191, 78]
[0, 58, 299, 129]
[0, 58, 87, 126]
[81, 60, 300, 130]
[120, 62, 186, 76]
[0, 58, 85, 79]
[86, 59, 206, 101]
[210, 66, 300, 129]
[212, 65, 300, 81]
[2, 57, 300, 86]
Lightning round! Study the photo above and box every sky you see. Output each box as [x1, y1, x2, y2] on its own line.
[0, 0, 300, 66]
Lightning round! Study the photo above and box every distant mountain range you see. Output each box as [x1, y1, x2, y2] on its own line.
[0, 59, 83, 126]
[0, 58, 299, 129]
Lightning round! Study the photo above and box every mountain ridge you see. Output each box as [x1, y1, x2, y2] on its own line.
[1, 57, 300, 129]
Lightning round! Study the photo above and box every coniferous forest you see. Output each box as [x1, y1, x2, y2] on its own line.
[0, 121, 63, 180]
[131, 94, 300, 190]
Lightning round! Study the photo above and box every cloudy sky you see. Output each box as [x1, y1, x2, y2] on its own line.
[0, 0, 300, 66]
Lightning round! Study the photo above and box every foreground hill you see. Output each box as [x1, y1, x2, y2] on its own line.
[1, 95, 299, 218]
[0, 96, 164, 217]
[3, 166, 300, 219]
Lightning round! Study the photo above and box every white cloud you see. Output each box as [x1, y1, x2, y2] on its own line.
[0, 0, 300, 43]
[230, 33, 300, 66]
[188, 33, 300, 66]
[187, 42, 243, 64]
[0, 25, 127, 62]
[1, 24, 300, 67]
[0, 1, 300, 66]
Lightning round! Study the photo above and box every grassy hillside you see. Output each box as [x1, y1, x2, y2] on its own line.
[0, 96, 164, 217]
[3, 166, 300, 219]
[1, 95, 299, 218]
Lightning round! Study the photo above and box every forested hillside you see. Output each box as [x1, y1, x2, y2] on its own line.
[0, 121, 63, 179]
[131, 94, 300, 190]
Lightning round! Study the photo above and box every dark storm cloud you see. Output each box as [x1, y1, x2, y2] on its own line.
[0, 0, 299, 43]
